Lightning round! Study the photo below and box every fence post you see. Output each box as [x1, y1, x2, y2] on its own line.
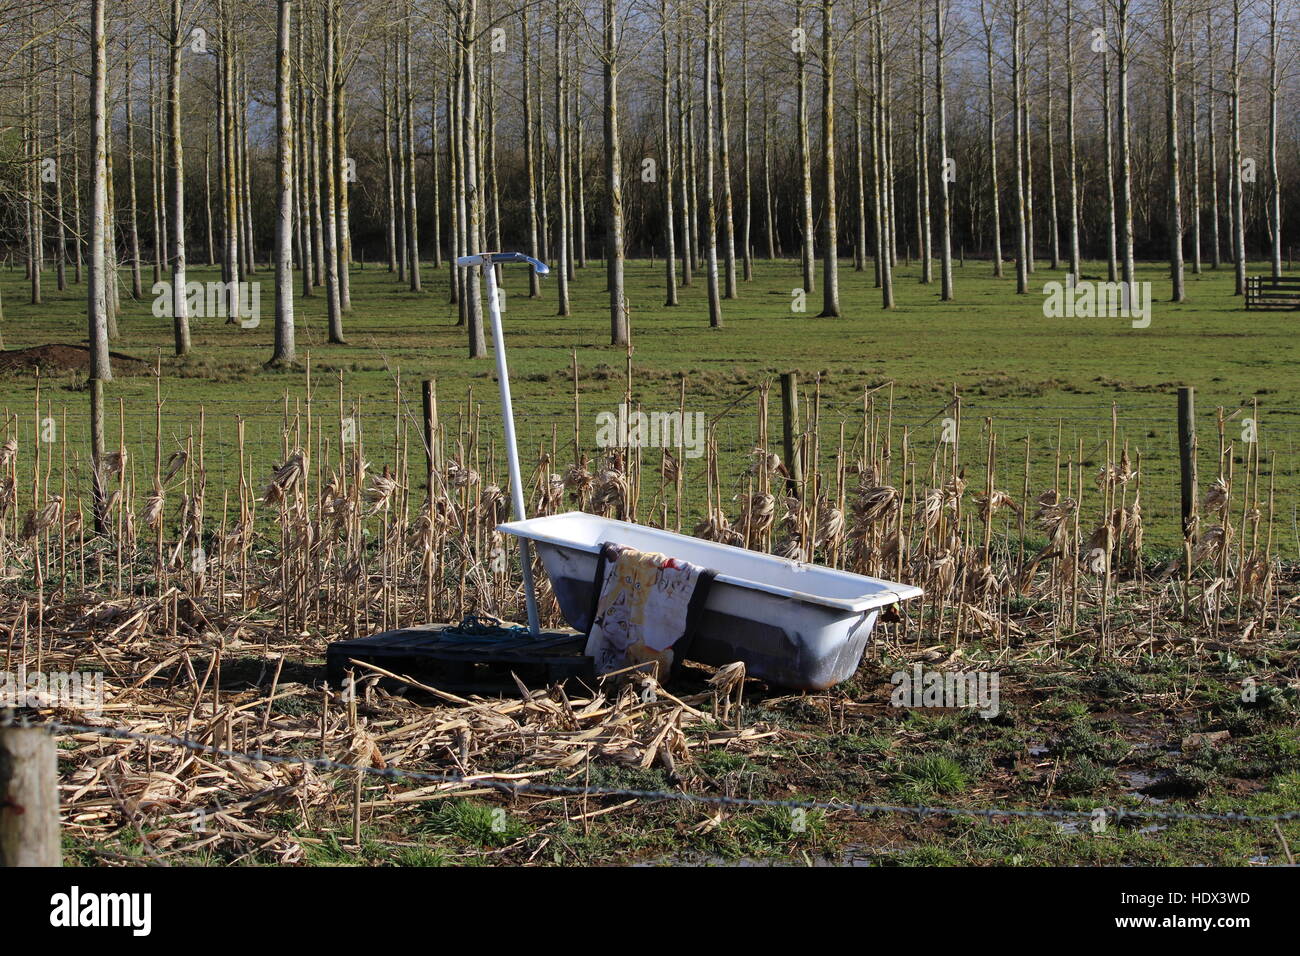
[0, 726, 61, 867]
[90, 377, 108, 535]
[1177, 386, 1198, 540]
[422, 379, 438, 492]
[780, 372, 802, 497]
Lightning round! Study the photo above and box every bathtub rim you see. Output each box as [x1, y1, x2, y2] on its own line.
[498, 512, 923, 615]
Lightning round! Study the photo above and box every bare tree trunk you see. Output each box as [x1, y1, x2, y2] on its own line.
[676, 17, 693, 284]
[22, 59, 34, 296]
[237, 56, 254, 276]
[660, 0, 678, 306]
[1043, 7, 1060, 271]
[431, 78, 442, 269]
[686, 39, 700, 274]
[449, 27, 463, 313]
[716, 16, 737, 300]
[853, 36, 867, 272]
[1064, 0, 1079, 276]
[871, 8, 883, 289]
[1266, 0, 1281, 279]
[553, 2, 570, 317]
[291, 39, 306, 279]
[124, 43, 143, 300]
[563, 88, 575, 277]
[334, 33, 351, 307]
[25, 30, 41, 307]
[979, 0, 1002, 277]
[296, 20, 315, 293]
[270, 0, 296, 367]
[819, 0, 839, 315]
[915, 6, 931, 284]
[308, 61, 324, 285]
[603, 0, 629, 344]
[104, 83, 118, 338]
[795, 0, 815, 294]
[1229, 0, 1245, 294]
[395, 48, 408, 284]
[52, 52, 67, 293]
[206, 128, 216, 267]
[487, 56, 502, 260]
[885, 16, 898, 272]
[1102, 1, 1117, 281]
[523, 6, 541, 297]
[461, 0, 486, 356]
[150, 51, 164, 285]
[535, 46, 548, 264]
[1164, 0, 1185, 301]
[762, 75, 775, 260]
[382, 41, 398, 274]
[168, 0, 192, 355]
[1188, 32, 1201, 275]
[320, 0, 345, 341]
[575, 104, 587, 271]
[218, 5, 239, 306]
[703, 0, 723, 327]
[1115, 0, 1135, 286]
[403, 5, 421, 292]
[564, 89, 574, 277]
[71, 69, 84, 284]
[1206, 11, 1220, 270]
[202, 128, 213, 267]
[1021, 26, 1034, 274]
[739, 0, 753, 281]
[88, 0, 112, 383]
[872, 0, 893, 307]
[933, 0, 953, 299]
[1011, 0, 1028, 293]
[568, 88, 579, 277]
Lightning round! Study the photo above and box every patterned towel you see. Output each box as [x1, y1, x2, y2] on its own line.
[584, 543, 716, 679]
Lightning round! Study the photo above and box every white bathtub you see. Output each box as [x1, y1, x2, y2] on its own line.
[497, 512, 922, 690]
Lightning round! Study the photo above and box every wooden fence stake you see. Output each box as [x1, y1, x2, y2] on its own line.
[90, 377, 107, 535]
[780, 372, 802, 497]
[0, 726, 61, 866]
[422, 379, 438, 492]
[1177, 386, 1198, 540]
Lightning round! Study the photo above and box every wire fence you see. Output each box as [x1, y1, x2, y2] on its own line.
[5, 377, 1298, 549]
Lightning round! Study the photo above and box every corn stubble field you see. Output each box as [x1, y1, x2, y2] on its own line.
[1, 257, 1298, 866]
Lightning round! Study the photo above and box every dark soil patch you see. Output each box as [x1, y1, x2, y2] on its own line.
[0, 343, 153, 377]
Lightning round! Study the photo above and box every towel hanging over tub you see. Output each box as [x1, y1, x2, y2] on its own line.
[584, 543, 717, 679]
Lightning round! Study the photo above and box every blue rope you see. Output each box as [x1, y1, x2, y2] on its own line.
[438, 614, 534, 642]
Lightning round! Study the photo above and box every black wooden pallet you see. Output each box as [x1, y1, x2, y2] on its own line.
[326, 625, 592, 691]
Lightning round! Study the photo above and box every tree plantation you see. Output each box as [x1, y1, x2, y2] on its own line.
[0, 0, 1297, 369]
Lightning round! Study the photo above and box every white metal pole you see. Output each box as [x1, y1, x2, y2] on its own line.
[483, 263, 541, 635]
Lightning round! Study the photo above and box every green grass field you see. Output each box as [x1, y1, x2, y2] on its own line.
[1, 255, 1296, 547]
